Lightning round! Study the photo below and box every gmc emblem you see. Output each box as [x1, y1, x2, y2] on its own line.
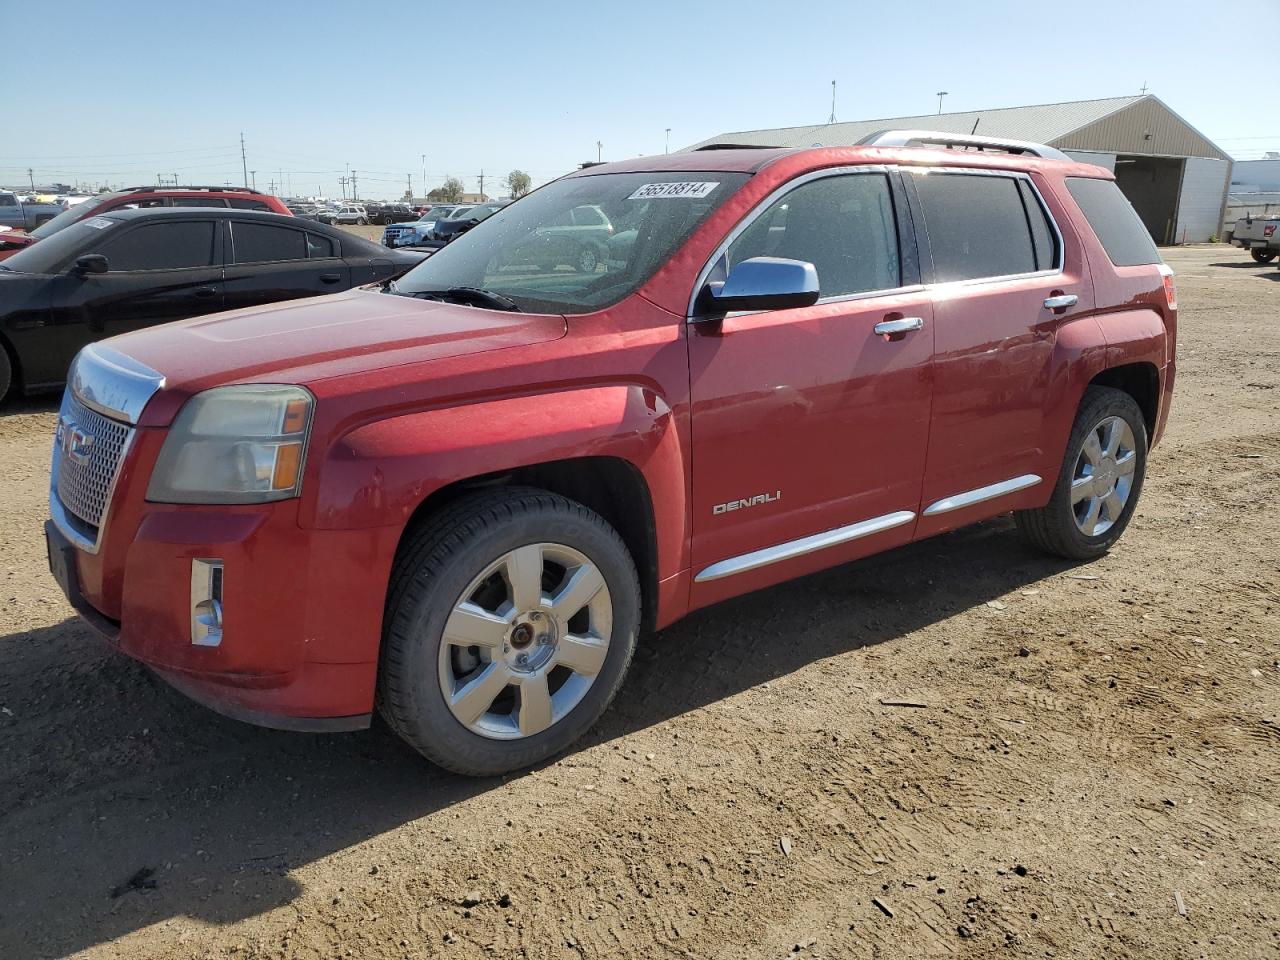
[55, 416, 95, 465]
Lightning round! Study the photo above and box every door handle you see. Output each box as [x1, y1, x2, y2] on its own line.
[319, 272, 342, 283]
[191, 286, 217, 299]
[1043, 293, 1078, 311]
[874, 316, 924, 340]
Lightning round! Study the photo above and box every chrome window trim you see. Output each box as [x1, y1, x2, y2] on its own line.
[694, 510, 916, 583]
[908, 167, 1066, 287]
[922, 474, 1043, 517]
[69, 342, 166, 425]
[685, 165, 903, 321]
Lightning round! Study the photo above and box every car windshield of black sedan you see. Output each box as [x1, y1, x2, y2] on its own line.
[391, 171, 748, 314]
[0, 219, 118, 273]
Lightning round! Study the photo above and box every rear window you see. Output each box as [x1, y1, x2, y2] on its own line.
[231, 222, 308, 263]
[912, 172, 1039, 282]
[1066, 177, 1161, 266]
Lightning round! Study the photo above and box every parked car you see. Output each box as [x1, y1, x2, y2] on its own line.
[504, 203, 615, 273]
[22, 186, 292, 246]
[0, 225, 36, 262]
[365, 202, 417, 226]
[383, 204, 460, 247]
[333, 204, 369, 225]
[314, 206, 340, 225]
[1229, 214, 1279, 263]
[43, 133, 1176, 777]
[431, 202, 507, 244]
[0, 208, 424, 402]
[287, 203, 324, 221]
[0, 191, 63, 231]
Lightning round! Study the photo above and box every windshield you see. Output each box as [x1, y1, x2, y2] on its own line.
[29, 194, 115, 239]
[392, 171, 748, 314]
[418, 206, 451, 221]
[1, 217, 119, 273]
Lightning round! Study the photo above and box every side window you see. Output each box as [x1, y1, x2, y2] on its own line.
[94, 221, 216, 271]
[573, 206, 605, 227]
[232, 222, 308, 263]
[1065, 177, 1160, 267]
[0, 194, 17, 207]
[170, 197, 228, 208]
[228, 198, 272, 211]
[913, 173, 1036, 282]
[306, 233, 337, 258]
[726, 174, 901, 298]
[1016, 180, 1059, 271]
[129, 198, 170, 209]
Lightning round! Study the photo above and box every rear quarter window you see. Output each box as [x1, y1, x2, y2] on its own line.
[1066, 177, 1161, 267]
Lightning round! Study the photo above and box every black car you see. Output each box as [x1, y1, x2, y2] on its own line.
[431, 202, 507, 244]
[0, 208, 426, 402]
[366, 203, 417, 226]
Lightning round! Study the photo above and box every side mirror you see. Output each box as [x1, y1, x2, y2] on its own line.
[698, 257, 819, 316]
[73, 254, 109, 276]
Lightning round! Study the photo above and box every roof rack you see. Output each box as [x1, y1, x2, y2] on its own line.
[855, 129, 1071, 162]
[694, 143, 782, 151]
[120, 185, 269, 195]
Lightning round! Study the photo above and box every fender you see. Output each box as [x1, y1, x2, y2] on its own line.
[306, 383, 689, 581]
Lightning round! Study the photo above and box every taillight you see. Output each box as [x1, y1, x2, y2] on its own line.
[1160, 268, 1177, 311]
[1265, 225, 1276, 238]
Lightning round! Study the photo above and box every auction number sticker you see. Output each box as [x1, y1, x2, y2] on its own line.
[83, 217, 113, 229]
[627, 181, 720, 200]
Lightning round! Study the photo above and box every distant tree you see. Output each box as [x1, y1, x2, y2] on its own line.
[506, 169, 532, 199]
[438, 176, 465, 202]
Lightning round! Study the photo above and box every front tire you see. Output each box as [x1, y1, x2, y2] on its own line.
[1251, 249, 1277, 264]
[379, 487, 640, 776]
[1015, 386, 1148, 560]
[0, 348, 11, 404]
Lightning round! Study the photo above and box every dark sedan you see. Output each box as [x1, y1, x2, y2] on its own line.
[0, 208, 425, 402]
[431, 202, 507, 244]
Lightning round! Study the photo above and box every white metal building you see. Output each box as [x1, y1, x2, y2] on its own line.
[690, 95, 1233, 244]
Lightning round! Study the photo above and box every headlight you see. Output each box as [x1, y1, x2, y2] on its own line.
[147, 385, 314, 504]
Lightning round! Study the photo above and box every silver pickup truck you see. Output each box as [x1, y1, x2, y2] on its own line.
[1231, 215, 1280, 263]
[0, 191, 63, 231]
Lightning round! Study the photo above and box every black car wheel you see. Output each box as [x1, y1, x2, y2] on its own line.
[1250, 249, 1277, 264]
[0, 348, 12, 404]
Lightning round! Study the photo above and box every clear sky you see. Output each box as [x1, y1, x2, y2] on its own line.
[6, 0, 1273, 199]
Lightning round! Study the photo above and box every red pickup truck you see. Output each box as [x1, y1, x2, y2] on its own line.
[45, 132, 1176, 775]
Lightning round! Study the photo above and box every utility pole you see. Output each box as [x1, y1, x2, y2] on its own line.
[28, 167, 34, 190]
[596, 140, 603, 163]
[829, 80, 836, 124]
[338, 176, 347, 200]
[250, 170, 257, 190]
[665, 128, 671, 154]
[478, 169, 485, 199]
[269, 179, 275, 195]
[240, 132, 248, 188]
[1140, 80, 1149, 94]
[936, 91, 948, 114]
[407, 173, 412, 199]
[421, 154, 427, 196]
[351, 170, 358, 200]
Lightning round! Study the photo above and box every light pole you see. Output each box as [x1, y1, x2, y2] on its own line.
[829, 80, 836, 124]
[596, 140, 603, 163]
[936, 91, 948, 114]
[665, 128, 671, 154]
[421, 154, 426, 198]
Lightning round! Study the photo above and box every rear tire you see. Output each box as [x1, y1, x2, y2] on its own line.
[1015, 386, 1148, 560]
[1251, 249, 1277, 264]
[0, 348, 11, 404]
[378, 486, 640, 776]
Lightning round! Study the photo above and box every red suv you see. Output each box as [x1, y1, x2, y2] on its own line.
[22, 186, 291, 246]
[44, 131, 1176, 775]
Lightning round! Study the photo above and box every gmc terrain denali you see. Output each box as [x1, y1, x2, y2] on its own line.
[45, 131, 1176, 775]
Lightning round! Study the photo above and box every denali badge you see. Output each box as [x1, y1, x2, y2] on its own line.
[55, 416, 95, 466]
[713, 490, 781, 515]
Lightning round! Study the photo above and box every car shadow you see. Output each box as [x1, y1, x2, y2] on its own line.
[0, 515, 1082, 957]
[0, 394, 59, 416]
[1209, 260, 1278, 269]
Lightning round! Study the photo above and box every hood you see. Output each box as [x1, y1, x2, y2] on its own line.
[107, 288, 567, 425]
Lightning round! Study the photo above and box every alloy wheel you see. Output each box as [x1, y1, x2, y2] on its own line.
[437, 542, 613, 740]
[1070, 415, 1137, 536]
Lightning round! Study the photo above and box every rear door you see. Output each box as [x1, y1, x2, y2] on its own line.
[906, 168, 1094, 537]
[46, 217, 225, 349]
[687, 169, 935, 604]
[223, 220, 350, 310]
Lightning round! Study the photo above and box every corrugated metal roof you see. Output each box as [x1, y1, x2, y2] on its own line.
[688, 96, 1147, 150]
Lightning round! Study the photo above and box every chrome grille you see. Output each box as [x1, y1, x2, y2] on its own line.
[54, 391, 133, 530]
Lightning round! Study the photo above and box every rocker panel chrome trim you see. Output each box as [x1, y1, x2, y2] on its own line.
[694, 510, 916, 583]
[923, 474, 1043, 517]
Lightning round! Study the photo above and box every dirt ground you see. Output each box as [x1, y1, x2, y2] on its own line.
[1, 245, 1277, 960]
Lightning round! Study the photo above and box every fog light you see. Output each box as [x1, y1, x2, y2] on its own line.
[191, 558, 224, 647]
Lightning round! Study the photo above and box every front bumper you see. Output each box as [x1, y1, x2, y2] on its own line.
[46, 456, 400, 730]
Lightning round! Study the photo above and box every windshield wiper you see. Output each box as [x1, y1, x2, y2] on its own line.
[402, 286, 521, 312]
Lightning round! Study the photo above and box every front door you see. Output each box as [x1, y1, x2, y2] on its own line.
[687, 170, 934, 605]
